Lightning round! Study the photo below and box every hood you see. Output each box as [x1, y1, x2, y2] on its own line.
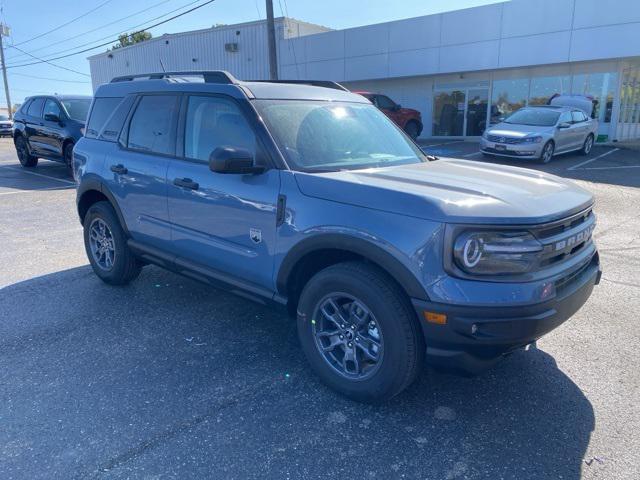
[294, 160, 593, 225]
[487, 123, 554, 137]
[401, 107, 421, 116]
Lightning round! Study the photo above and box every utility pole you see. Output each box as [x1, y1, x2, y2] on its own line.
[0, 23, 12, 120]
[265, 0, 278, 80]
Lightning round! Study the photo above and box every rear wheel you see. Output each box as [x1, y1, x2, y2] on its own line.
[404, 121, 421, 140]
[580, 134, 594, 156]
[15, 135, 38, 168]
[63, 142, 74, 177]
[297, 262, 425, 403]
[83, 201, 142, 285]
[538, 141, 554, 164]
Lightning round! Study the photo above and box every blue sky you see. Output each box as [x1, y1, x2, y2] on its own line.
[0, 0, 505, 105]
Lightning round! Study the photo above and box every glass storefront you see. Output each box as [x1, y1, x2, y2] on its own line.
[490, 78, 528, 125]
[528, 76, 571, 105]
[431, 69, 624, 138]
[617, 66, 640, 141]
[572, 72, 618, 122]
[432, 90, 465, 136]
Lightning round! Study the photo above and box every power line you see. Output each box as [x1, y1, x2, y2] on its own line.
[5, 0, 172, 61]
[10, 72, 90, 83]
[7, 0, 207, 67]
[7, 45, 90, 76]
[11, 0, 114, 47]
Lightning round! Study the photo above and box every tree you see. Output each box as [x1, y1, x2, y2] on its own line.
[111, 31, 152, 50]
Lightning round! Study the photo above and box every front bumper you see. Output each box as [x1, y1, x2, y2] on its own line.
[480, 138, 543, 159]
[412, 253, 600, 375]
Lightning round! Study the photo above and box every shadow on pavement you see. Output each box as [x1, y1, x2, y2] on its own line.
[0, 266, 594, 479]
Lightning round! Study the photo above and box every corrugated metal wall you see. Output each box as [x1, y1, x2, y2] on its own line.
[89, 18, 330, 90]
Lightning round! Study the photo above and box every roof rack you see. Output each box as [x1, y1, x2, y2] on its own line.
[110, 70, 239, 84]
[245, 79, 349, 91]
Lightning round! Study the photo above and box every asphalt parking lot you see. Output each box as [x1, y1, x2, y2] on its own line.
[1, 138, 639, 479]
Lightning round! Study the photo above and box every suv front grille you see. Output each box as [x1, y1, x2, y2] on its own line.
[532, 207, 595, 267]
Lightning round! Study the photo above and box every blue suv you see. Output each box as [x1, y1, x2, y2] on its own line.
[75, 71, 601, 402]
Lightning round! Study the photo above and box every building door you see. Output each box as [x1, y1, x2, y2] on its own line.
[465, 89, 488, 136]
[432, 86, 488, 137]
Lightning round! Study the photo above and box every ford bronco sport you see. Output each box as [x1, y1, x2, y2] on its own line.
[75, 71, 601, 403]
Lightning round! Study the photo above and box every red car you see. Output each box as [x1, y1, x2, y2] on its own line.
[354, 91, 423, 139]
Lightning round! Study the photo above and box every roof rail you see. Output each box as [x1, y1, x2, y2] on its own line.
[245, 79, 349, 91]
[110, 71, 239, 84]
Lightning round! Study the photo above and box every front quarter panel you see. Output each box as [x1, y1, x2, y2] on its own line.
[275, 171, 444, 300]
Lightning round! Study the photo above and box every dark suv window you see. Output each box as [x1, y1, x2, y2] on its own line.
[184, 96, 256, 161]
[127, 95, 179, 155]
[86, 97, 123, 139]
[43, 99, 62, 120]
[375, 95, 396, 110]
[27, 97, 44, 118]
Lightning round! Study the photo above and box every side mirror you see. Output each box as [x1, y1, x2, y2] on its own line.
[558, 122, 571, 129]
[209, 146, 264, 175]
[44, 113, 61, 123]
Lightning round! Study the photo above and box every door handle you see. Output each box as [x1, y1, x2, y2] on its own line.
[110, 164, 128, 175]
[173, 177, 199, 190]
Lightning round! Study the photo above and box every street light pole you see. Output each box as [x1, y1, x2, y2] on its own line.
[0, 23, 12, 120]
[265, 0, 278, 80]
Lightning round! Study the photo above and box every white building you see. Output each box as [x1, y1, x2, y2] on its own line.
[89, 0, 640, 142]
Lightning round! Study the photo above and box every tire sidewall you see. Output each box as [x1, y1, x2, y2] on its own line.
[583, 134, 594, 155]
[83, 202, 130, 284]
[405, 121, 419, 140]
[297, 266, 417, 402]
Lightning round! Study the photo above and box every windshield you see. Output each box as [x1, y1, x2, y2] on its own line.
[0, 115, 9, 121]
[504, 108, 560, 127]
[254, 100, 425, 172]
[61, 99, 91, 122]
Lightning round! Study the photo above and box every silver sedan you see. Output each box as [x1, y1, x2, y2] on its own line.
[480, 106, 598, 164]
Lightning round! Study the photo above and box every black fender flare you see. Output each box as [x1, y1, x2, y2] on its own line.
[76, 176, 130, 235]
[276, 233, 429, 301]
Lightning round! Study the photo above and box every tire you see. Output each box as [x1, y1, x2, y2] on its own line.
[297, 261, 425, 403]
[63, 141, 74, 177]
[580, 134, 594, 156]
[83, 201, 142, 285]
[15, 135, 38, 168]
[404, 121, 421, 140]
[538, 141, 554, 164]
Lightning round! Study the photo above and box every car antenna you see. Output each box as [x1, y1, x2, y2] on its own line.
[159, 59, 166, 73]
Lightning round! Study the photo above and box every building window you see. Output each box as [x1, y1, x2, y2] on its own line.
[572, 72, 618, 123]
[529, 76, 571, 106]
[432, 90, 465, 136]
[490, 78, 529, 124]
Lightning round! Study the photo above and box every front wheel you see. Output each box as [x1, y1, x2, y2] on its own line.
[83, 201, 142, 285]
[580, 134, 594, 156]
[15, 135, 38, 168]
[538, 141, 554, 164]
[297, 262, 425, 403]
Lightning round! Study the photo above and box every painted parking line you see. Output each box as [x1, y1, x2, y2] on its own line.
[3, 166, 75, 185]
[567, 148, 620, 171]
[463, 151, 483, 158]
[583, 164, 640, 170]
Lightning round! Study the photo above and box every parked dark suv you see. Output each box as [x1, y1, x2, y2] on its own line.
[13, 94, 92, 174]
[75, 71, 600, 403]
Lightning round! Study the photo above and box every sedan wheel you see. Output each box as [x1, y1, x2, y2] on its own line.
[581, 135, 594, 156]
[539, 141, 554, 164]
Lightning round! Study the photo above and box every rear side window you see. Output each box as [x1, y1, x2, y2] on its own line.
[127, 95, 179, 155]
[572, 111, 587, 123]
[184, 96, 256, 162]
[86, 97, 123, 138]
[376, 95, 396, 109]
[27, 97, 44, 118]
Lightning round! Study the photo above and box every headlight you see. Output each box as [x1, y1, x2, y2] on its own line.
[523, 136, 542, 143]
[482, 130, 489, 139]
[453, 231, 543, 275]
